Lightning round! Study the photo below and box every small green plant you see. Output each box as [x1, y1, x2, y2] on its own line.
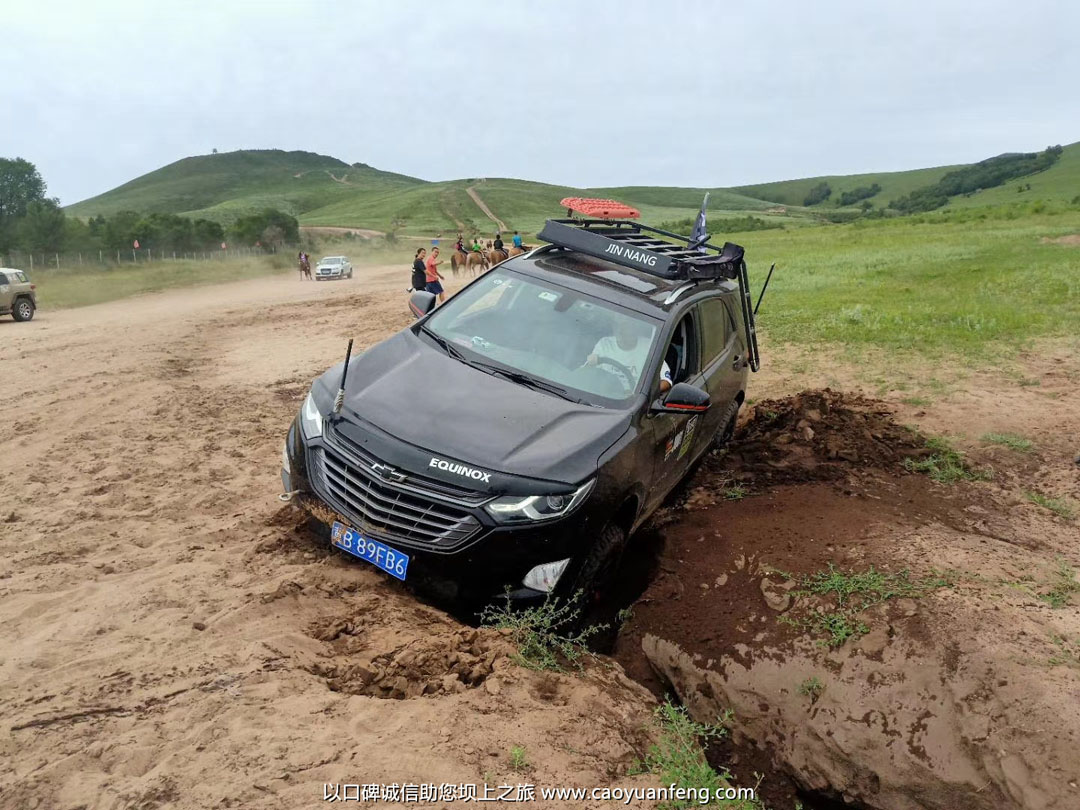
[761, 409, 779, 422]
[1037, 560, 1080, 608]
[637, 703, 761, 808]
[1048, 634, 1080, 668]
[508, 745, 530, 772]
[980, 432, 1033, 452]
[900, 396, 932, 407]
[479, 591, 605, 672]
[723, 485, 748, 501]
[779, 564, 953, 647]
[1025, 491, 1076, 521]
[904, 436, 991, 483]
[797, 676, 824, 702]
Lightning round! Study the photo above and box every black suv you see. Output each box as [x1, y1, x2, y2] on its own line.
[282, 213, 761, 607]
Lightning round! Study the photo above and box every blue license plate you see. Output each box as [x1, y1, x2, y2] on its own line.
[330, 521, 409, 581]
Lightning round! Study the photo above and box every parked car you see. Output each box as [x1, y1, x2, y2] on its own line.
[0, 268, 37, 321]
[282, 204, 762, 609]
[315, 256, 353, 280]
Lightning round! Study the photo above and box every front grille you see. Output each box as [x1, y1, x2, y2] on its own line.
[328, 426, 487, 504]
[311, 446, 482, 551]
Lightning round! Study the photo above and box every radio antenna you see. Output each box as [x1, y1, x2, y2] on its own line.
[333, 339, 354, 415]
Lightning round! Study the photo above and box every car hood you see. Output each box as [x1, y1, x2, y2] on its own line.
[313, 330, 632, 489]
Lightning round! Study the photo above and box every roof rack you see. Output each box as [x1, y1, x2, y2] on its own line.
[536, 211, 760, 372]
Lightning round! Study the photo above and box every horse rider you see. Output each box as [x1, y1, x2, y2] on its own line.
[512, 231, 524, 251]
[493, 233, 505, 255]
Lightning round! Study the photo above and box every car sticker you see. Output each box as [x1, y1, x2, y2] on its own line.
[663, 415, 700, 462]
[678, 415, 700, 459]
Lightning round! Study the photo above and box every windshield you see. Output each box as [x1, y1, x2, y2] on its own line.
[321, 257, 343, 265]
[423, 269, 660, 405]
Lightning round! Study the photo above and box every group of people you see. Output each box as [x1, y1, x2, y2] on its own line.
[409, 231, 526, 304]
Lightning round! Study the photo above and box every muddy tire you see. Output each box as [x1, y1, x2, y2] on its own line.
[713, 399, 740, 449]
[568, 522, 627, 608]
[13, 298, 35, 322]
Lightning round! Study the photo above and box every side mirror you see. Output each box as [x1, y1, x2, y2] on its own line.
[652, 382, 710, 414]
[408, 290, 437, 319]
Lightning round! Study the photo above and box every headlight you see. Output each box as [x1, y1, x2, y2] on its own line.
[484, 480, 594, 523]
[301, 391, 323, 439]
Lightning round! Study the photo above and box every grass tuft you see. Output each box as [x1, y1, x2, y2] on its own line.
[1025, 491, 1076, 521]
[981, 432, 1034, 452]
[1037, 560, 1080, 608]
[636, 703, 762, 809]
[904, 436, 992, 484]
[479, 592, 604, 672]
[779, 564, 954, 647]
[508, 745, 530, 772]
[797, 676, 825, 702]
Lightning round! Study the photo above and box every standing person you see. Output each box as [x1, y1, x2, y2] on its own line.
[425, 247, 446, 303]
[410, 247, 427, 292]
[512, 231, 524, 250]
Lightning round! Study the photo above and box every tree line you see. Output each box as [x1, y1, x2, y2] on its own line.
[889, 146, 1063, 213]
[0, 157, 299, 256]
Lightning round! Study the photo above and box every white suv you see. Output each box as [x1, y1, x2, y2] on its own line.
[315, 256, 353, 280]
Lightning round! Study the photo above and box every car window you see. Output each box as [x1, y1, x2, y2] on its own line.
[661, 312, 700, 387]
[0, 273, 7, 285]
[14, 272, 26, 283]
[698, 298, 734, 366]
[424, 269, 660, 406]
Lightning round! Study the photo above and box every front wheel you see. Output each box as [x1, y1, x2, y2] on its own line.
[567, 522, 627, 606]
[13, 299, 35, 322]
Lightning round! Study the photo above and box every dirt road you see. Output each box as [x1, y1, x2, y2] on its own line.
[1, 264, 1078, 809]
[467, 184, 508, 233]
[0, 267, 658, 809]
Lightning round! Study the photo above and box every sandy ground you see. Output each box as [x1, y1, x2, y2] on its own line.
[1, 262, 1077, 810]
[0, 266, 660, 810]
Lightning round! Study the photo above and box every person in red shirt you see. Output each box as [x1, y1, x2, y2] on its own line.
[425, 247, 446, 302]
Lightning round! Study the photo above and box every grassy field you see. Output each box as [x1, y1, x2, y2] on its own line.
[29, 254, 292, 309]
[734, 209, 1080, 358]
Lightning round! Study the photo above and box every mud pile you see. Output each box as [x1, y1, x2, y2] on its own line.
[308, 623, 515, 699]
[618, 391, 1080, 810]
[718, 389, 926, 485]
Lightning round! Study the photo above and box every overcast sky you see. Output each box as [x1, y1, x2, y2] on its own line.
[3, 0, 1078, 205]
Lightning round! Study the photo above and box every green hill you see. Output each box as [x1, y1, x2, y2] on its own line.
[66, 149, 424, 221]
[66, 141, 1079, 237]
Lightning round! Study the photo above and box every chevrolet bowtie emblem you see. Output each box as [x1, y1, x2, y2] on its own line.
[371, 462, 407, 483]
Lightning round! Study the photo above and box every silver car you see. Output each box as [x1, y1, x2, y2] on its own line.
[315, 255, 353, 280]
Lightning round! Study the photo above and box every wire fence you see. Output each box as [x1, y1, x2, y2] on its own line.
[0, 244, 282, 272]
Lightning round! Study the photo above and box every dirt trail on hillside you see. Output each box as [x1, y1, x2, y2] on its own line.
[467, 183, 508, 232]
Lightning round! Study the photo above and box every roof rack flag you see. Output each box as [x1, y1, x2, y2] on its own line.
[688, 192, 710, 253]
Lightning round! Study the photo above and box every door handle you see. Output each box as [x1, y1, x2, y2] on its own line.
[732, 354, 743, 369]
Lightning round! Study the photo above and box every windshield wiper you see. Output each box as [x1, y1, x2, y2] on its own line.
[419, 325, 467, 362]
[470, 361, 584, 404]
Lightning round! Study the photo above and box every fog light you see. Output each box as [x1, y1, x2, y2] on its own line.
[281, 442, 291, 474]
[523, 559, 571, 593]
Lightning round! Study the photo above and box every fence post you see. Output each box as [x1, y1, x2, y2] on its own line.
[55, 253, 60, 269]
[99, 250, 103, 264]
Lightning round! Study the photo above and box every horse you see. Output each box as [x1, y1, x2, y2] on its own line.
[466, 251, 489, 274]
[507, 245, 528, 257]
[299, 257, 312, 280]
[488, 248, 509, 266]
[450, 250, 468, 276]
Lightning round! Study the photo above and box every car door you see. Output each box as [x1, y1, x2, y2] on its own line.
[691, 296, 744, 456]
[643, 310, 703, 513]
